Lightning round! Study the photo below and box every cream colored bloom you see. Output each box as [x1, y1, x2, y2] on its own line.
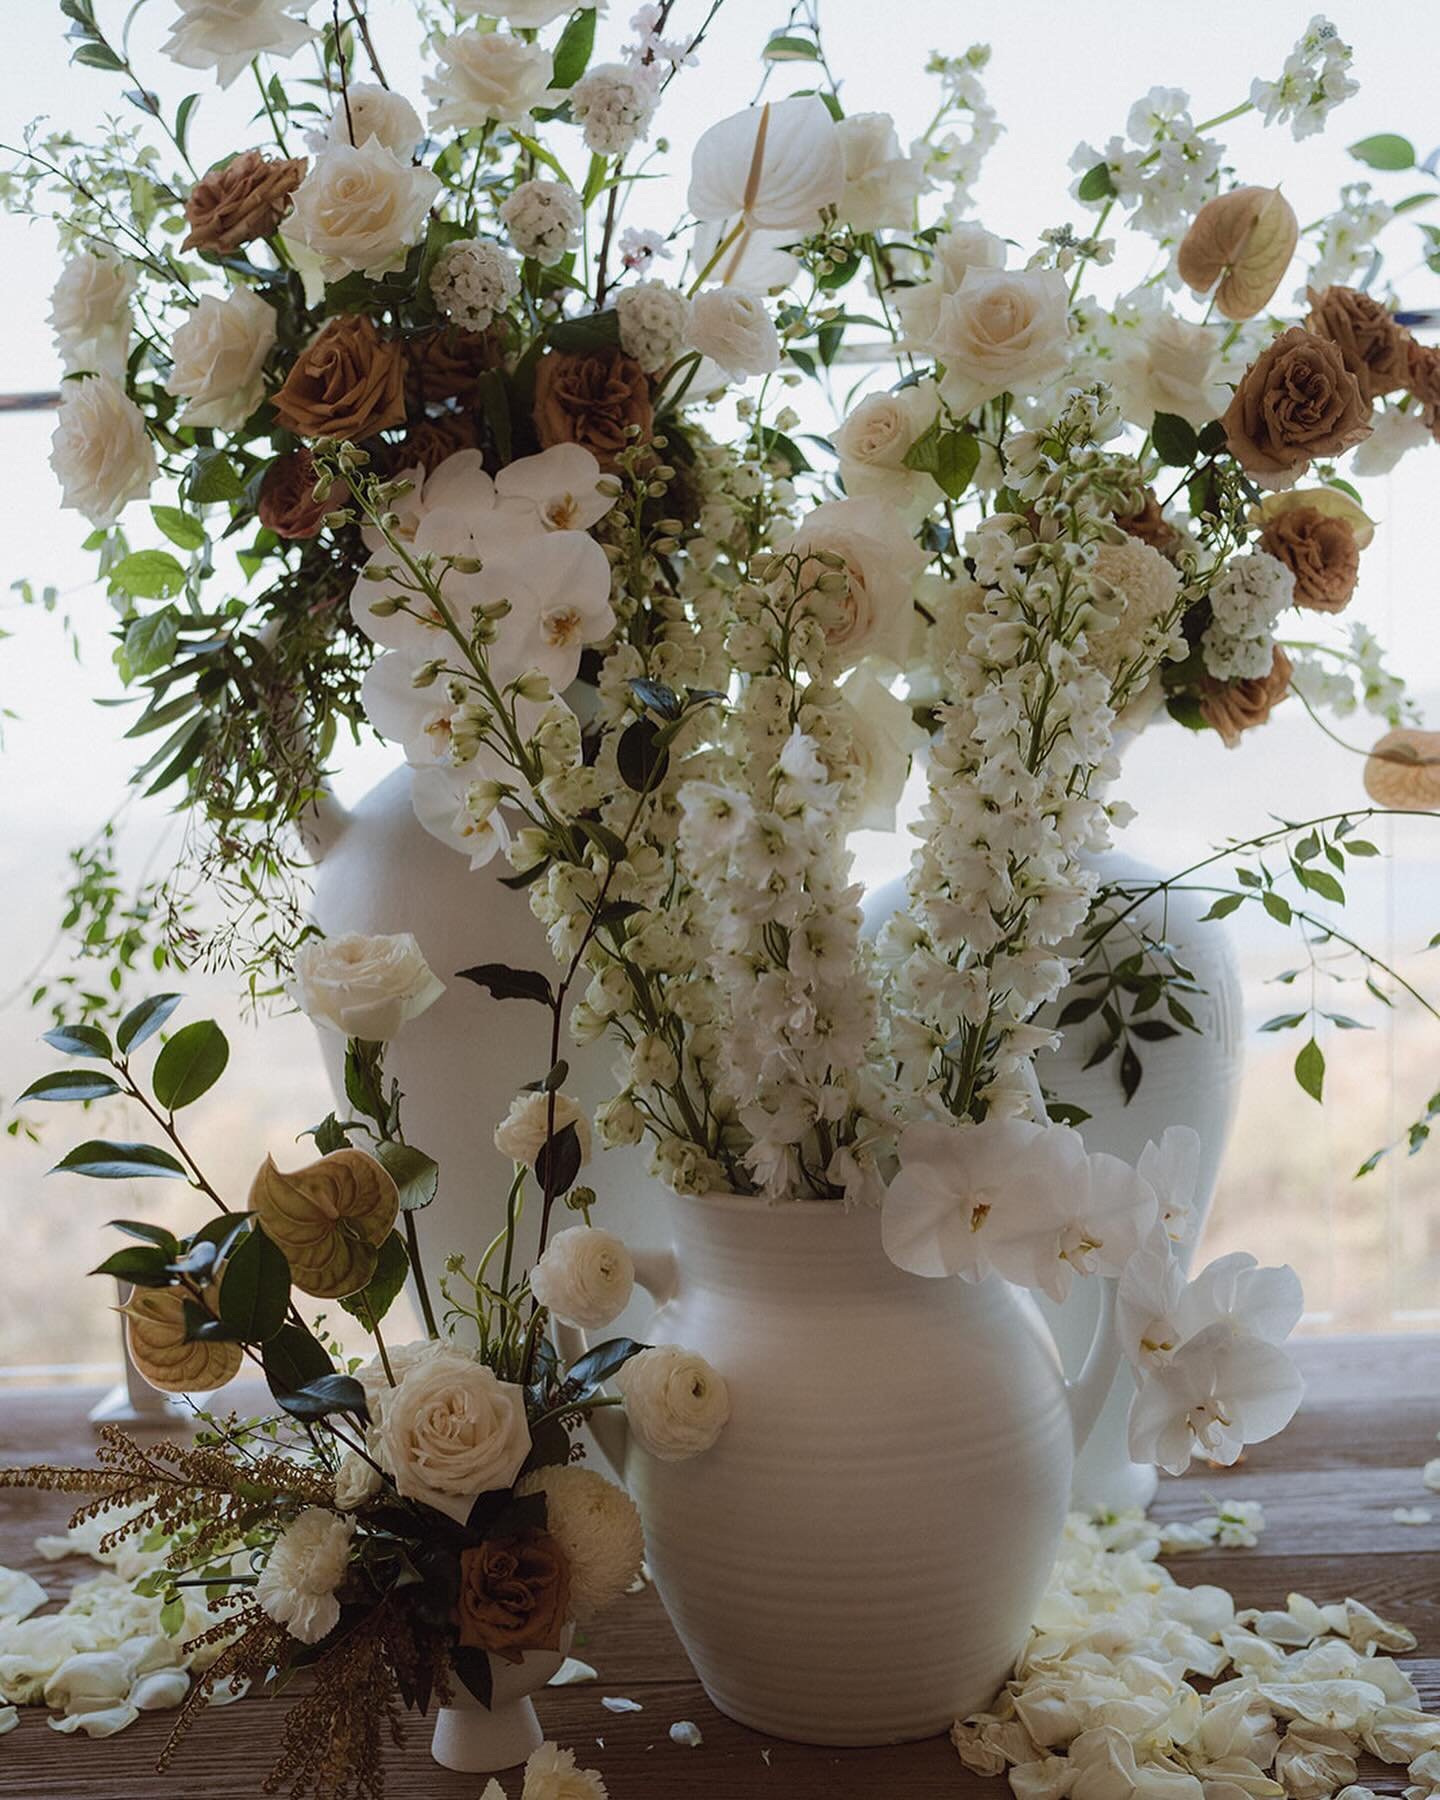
[618, 1344, 730, 1461]
[836, 112, 926, 233]
[833, 379, 941, 514]
[837, 665, 925, 832]
[1364, 729, 1440, 811]
[333, 1450, 383, 1511]
[287, 137, 441, 281]
[425, 29, 554, 132]
[1114, 308, 1223, 431]
[894, 223, 1006, 348]
[1087, 538, 1184, 678]
[516, 1466, 645, 1620]
[773, 495, 926, 671]
[375, 1348, 531, 1523]
[688, 95, 844, 234]
[1253, 485, 1375, 549]
[255, 1509, 354, 1645]
[287, 931, 444, 1041]
[494, 1090, 593, 1169]
[49, 375, 156, 528]
[49, 252, 134, 377]
[166, 287, 277, 430]
[521, 1741, 610, 1800]
[161, 0, 317, 89]
[319, 82, 422, 156]
[687, 288, 779, 380]
[530, 1226, 634, 1330]
[926, 266, 1070, 415]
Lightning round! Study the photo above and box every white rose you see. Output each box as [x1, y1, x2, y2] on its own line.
[893, 222, 1006, 347]
[425, 30, 555, 132]
[925, 266, 1071, 415]
[49, 252, 134, 377]
[530, 1226, 634, 1330]
[687, 289, 779, 381]
[493, 1090, 593, 1169]
[833, 379, 941, 514]
[49, 374, 156, 528]
[375, 1348, 531, 1523]
[161, 0, 317, 89]
[333, 1449, 383, 1510]
[836, 113, 926, 234]
[618, 1344, 730, 1461]
[838, 665, 925, 832]
[287, 931, 445, 1041]
[165, 287, 277, 430]
[319, 82, 423, 156]
[287, 137, 441, 281]
[1114, 308, 1223, 431]
[773, 495, 926, 671]
[254, 1508, 354, 1644]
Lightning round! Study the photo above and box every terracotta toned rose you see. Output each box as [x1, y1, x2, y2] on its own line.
[1177, 186, 1297, 321]
[1221, 327, 1371, 483]
[1364, 728, 1440, 810]
[1306, 285, 1410, 404]
[1198, 645, 1294, 747]
[272, 316, 406, 440]
[455, 1532, 570, 1664]
[1258, 504, 1359, 614]
[258, 449, 340, 540]
[1407, 340, 1440, 440]
[533, 348, 652, 469]
[397, 412, 478, 475]
[182, 149, 306, 256]
[1117, 489, 1181, 558]
[405, 325, 505, 406]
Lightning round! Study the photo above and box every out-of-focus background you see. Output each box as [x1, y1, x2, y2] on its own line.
[1, 0, 1437, 1382]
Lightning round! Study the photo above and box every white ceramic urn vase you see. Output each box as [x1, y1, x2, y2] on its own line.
[568, 1190, 1119, 1746]
[431, 1632, 572, 1774]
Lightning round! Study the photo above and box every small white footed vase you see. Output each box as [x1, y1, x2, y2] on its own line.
[559, 1189, 1119, 1747]
[430, 1633, 572, 1774]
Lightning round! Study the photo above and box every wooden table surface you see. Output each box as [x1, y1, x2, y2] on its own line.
[1, 1335, 1435, 1799]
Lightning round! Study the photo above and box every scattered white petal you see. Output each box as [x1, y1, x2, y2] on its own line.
[1421, 1458, 1440, 1492]
[0, 1569, 48, 1623]
[670, 1719, 703, 1747]
[601, 1696, 643, 1713]
[1395, 1507, 1433, 1526]
[48, 1702, 140, 1737]
[481, 1782, 506, 1800]
[549, 1656, 599, 1686]
[0, 1704, 17, 1735]
[761, 1747, 772, 1764]
[129, 1668, 190, 1711]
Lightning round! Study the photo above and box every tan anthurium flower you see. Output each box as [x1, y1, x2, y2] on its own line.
[249, 1149, 399, 1298]
[1363, 729, 1440, 811]
[122, 1287, 243, 1395]
[1177, 186, 1298, 321]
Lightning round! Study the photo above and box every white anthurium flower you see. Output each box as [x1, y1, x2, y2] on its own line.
[482, 532, 616, 691]
[161, 0, 317, 89]
[494, 443, 617, 533]
[410, 763, 514, 869]
[1128, 1322, 1304, 1476]
[691, 216, 800, 291]
[837, 664, 925, 832]
[689, 95, 844, 234]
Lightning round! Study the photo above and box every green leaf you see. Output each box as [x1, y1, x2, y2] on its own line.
[107, 1220, 181, 1253]
[340, 1231, 410, 1326]
[1324, 1012, 1370, 1030]
[455, 963, 553, 1006]
[1261, 890, 1293, 925]
[122, 606, 180, 677]
[1151, 411, 1199, 468]
[1348, 133, 1416, 171]
[1297, 866, 1345, 905]
[19, 1069, 122, 1103]
[1196, 419, 1227, 456]
[42, 1022, 113, 1060]
[372, 1142, 440, 1213]
[72, 39, 125, 70]
[262, 1323, 335, 1401]
[450, 1644, 493, 1708]
[91, 1245, 173, 1287]
[902, 421, 981, 499]
[1294, 1036, 1326, 1103]
[617, 716, 668, 792]
[550, 7, 596, 88]
[560, 1336, 646, 1395]
[547, 310, 620, 352]
[1200, 893, 1244, 921]
[187, 449, 245, 505]
[109, 550, 186, 601]
[1259, 1011, 1307, 1032]
[534, 1120, 582, 1198]
[51, 1140, 188, 1180]
[218, 1223, 291, 1342]
[159, 1596, 186, 1637]
[150, 505, 206, 552]
[175, 93, 200, 159]
[763, 32, 820, 59]
[1343, 838, 1379, 857]
[117, 993, 183, 1054]
[1077, 161, 1116, 202]
[152, 1019, 229, 1110]
[274, 1373, 370, 1423]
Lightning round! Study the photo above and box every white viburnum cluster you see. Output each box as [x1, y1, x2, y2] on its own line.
[428, 237, 522, 331]
[615, 280, 691, 375]
[1200, 551, 1296, 682]
[500, 178, 584, 264]
[1251, 14, 1359, 140]
[568, 61, 661, 157]
[1070, 87, 1223, 241]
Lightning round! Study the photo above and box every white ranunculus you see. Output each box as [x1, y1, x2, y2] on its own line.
[836, 112, 926, 233]
[375, 1348, 531, 1523]
[319, 82, 423, 156]
[833, 378, 941, 515]
[530, 1226, 634, 1330]
[686, 288, 780, 380]
[494, 1090, 593, 1169]
[49, 252, 134, 377]
[425, 29, 554, 132]
[688, 95, 844, 234]
[893, 222, 1007, 347]
[925, 266, 1071, 416]
[1114, 307, 1224, 431]
[618, 1344, 730, 1461]
[161, 0, 317, 88]
[495, 444, 615, 534]
[287, 931, 445, 1041]
[49, 375, 156, 528]
[837, 665, 925, 832]
[287, 137, 441, 281]
[333, 1450, 383, 1510]
[165, 287, 277, 430]
[516, 1466, 644, 1621]
[1128, 1323, 1304, 1476]
[255, 1509, 354, 1644]
[772, 495, 927, 672]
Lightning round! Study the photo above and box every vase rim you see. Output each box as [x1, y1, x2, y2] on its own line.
[673, 1188, 869, 1219]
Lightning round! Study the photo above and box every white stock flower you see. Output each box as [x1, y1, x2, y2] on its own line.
[425, 30, 555, 131]
[616, 281, 691, 374]
[926, 266, 1071, 415]
[1251, 15, 1358, 141]
[836, 112, 926, 233]
[429, 238, 521, 331]
[568, 62, 659, 157]
[333, 1450, 383, 1511]
[255, 1509, 354, 1644]
[501, 179, 584, 263]
[530, 1226, 634, 1329]
[1128, 1322, 1304, 1476]
[521, 1741, 610, 1800]
[515, 1466, 645, 1620]
[287, 137, 441, 281]
[161, 0, 317, 88]
[773, 495, 926, 671]
[833, 379, 941, 514]
[375, 1348, 531, 1523]
[893, 222, 1006, 347]
[317, 82, 423, 156]
[688, 95, 844, 236]
[165, 287, 276, 430]
[494, 1090, 593, 1168]
[686, 288, 780, 379]
[49, 375, 156, 528]
[287, 931, 445, 1041]
[838, 665, 925, 832]
[618, 1345, 730, 1461]
[49, 252, 134, 377]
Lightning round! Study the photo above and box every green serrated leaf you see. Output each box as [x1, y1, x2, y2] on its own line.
[150, 505, 206, 552]
[109, 550, 186, 601]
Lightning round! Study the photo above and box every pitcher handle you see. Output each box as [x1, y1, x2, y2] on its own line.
[549, 1249, 677, 1479]
[1064, 1276, 1123, 1456]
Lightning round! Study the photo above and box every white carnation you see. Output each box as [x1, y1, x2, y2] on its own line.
[515, 1466, 644, 1620]
[568, 62, 659, 158]
[255, 1509, 353, 1645]
[521, 1741, 610, 1800]
[165, 286, 277, 430]
[429, 238, 521, 331]
[687, 288, 779, 380]
[49, 252, 134, 377]
[425, 30, 554, 132]
[287, 931, 445, 1041]
[529, 1226, 634, 1330]
[618, 1344, 730, 1461]
[493, 1090, 592, 1169]
[375, 1348, 531, 1523]
[287, 137, 441, 281]
[49, 374, 156, 528]
[616, 281, 691, 375]
[500, 179, 583, 263]
[317, 82, 423, 156]
[161, 0, 317, 89]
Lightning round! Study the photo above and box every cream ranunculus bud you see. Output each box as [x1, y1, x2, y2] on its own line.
[687, 289, 780, 381]
[287, 138, 442, 281]
[493, 1090, 593, 1168]
[925, 266, 1071, 416]
[618, 1344, 731, 1461]
[375, 1347, 531, 1523]
[835, 112, 926, 234]
[1177, 186, 1298, 322]
[833, 379, 941, 514]
[529, 1225, 635, 1330]
[49, 251, 134, 377]
[333, 1450, 384, 1510]
[287, 931, 445, 1041]
[424, 29, 555, 132]
[49, 374, 157, 528]
[165, 287, 277, 430]
[161, 0, 317, 89]
[688, 95, 845, 234]
[320, 82, 423, 156]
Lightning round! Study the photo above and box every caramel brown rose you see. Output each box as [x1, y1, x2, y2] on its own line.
[533, 348, 652, 469]
[1198, 645, 1294, 747]
[257, 449, 340, 540]
[1306, 285, 1410, 404]
[272, 316, 406, 440]
[182, 149, 306, 256]
[1406, 339, 1440, 440]
[455, 1531, 570, 1664]
[397, 412, 479, 475]
[1364, 728, 1440, 811]
[405, 325, 505, 406]
[1117, 489, 1181, 558]
[1177, 186, 1297, 321]
[1221, 327, 1371, 483]
[1258, 504, 1359, 613]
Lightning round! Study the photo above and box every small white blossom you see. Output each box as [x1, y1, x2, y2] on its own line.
[500, 179, 583, 263]
[569, 61, 660, 157]
[429, 237, 521, 331]
[1251, 15, 1359, 141]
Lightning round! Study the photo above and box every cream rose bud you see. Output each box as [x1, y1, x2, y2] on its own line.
[687, 289, 780, 381]
[493, 1090, 593, 1169]
[49, 374, 157, 528]
[834, 379, 941, 514]
[319, 82, 423, 156]
[530, 1226, 635, 1330]
[49, 252, 134, 376]
[619, 1345, 730, 1461]
[165, 287, 277, 430]
[424, 29, 555, 132]
[835, 113, 926, 234]
[287, 931, 445, 1041]
[375, 1348, 531, 1523]
[287, 137, 442, 281]
[925, 266, 1071, 416]
[333, 1449, 383, 1510]
[773, 495, 927, 672]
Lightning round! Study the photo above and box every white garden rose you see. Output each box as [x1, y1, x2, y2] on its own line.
[287, 931, 445, 1041]
[529, 1226, 634, 1330]
[893, 222, 1006, 347]
[925, 266, 1071, 415]
[836, 112, 926, 233]
[618, 1345, 730, 1461]
[162, 0, 317, 89]
[318, 82, 423, 156]
[49, 375, 156, 528]
[425, 30, 555, 132]
[516, 1466, 645, 1621]
[287, 137, 442, 281]
[375, 1348, 532, 1523]
[1114, 307, 1224, 431]
[494, 1090, 593, 1169]
[48, 252, 134, 377]
[333, 1450, 383, 1511]
[687, 288, 779, 380]
[772, 495, 926, 671]
[255, 1509, 354, 1644]
[165, 287, 277, 430]
[837, 664, 925, 832]
[833, 379, 941, 514]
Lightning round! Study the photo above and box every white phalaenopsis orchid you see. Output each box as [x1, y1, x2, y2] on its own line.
[1127, 1321, 1304, 1476]
[1118, 1244, 1304, 1376]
